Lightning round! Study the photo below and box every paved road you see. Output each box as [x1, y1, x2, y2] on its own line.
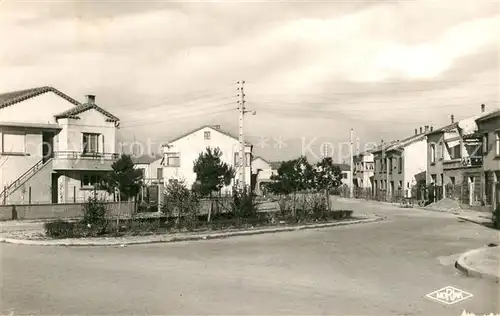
[1, 200, 499, 315]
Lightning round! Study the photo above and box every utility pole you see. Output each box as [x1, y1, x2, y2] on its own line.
[236, 80, 256, 191]
[350, 129, 354, 198]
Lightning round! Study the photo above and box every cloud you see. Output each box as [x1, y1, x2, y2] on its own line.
[0, 0, 499, 161]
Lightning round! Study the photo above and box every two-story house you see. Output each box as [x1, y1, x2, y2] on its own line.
[425, 105, 496, 206]
[476, 108, 500, 207]
[161, 125, 253, 194]
[0, 87, 120, 205]
[372, 127, 428, 201]
[353, 150, 375, 190]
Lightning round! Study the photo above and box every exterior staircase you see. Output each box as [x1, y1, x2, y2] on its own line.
[0, 158, 53, 205]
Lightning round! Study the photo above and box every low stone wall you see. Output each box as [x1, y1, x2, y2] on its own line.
[0, 202, 135, 221]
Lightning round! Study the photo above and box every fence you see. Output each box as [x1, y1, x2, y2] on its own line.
[0, 201, 135, 221]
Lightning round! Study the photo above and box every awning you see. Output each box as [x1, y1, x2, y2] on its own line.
[446, 140, 460, 148]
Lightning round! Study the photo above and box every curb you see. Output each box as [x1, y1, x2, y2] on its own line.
[455, 246, 500, 284]
[457, 216, 491, 226]
[0, 216, 384, 247]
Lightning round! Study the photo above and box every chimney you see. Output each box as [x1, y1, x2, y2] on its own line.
[430, 126, 433, 132]
[414, 128, 418, 135]
[451, 114, 454, 123]
[481, 104, 485, 113]
[425, 125, 429, 133]
[86, 94, 95, 105]
[212, 125, 220, 130]
[420, 127, 423, 134]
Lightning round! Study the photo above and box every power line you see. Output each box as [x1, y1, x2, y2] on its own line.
[121, 108, 235, 129]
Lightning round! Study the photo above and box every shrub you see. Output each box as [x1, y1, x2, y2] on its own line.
[45, 219, 76, 238]
[164, 179, 200, 230]
[231, 187, 258, 223]
[493, 203, 500, 230]
[129, 219, 161, 235]
[81, 196, 109, 236]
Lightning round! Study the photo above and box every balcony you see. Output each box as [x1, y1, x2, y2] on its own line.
[52, 151, 119, 171]
[443, 156, 483, 170]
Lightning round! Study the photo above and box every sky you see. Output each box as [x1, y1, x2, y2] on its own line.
[0, 0, 499, 163]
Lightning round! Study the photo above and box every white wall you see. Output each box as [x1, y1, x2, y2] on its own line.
[134, 158, 163, 182]
[57, 109, 117, 154]
[403, 139, 427, 189]
[162, 127, 252, 193]
[0, 92, 75, 124]
[252, 158, 271, 174]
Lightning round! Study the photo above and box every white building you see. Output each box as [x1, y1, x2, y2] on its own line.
[132, 154, 164, 185]
[353, 151, 375, 189]
[251, 156, 281, 195]
[161, 125, 252, 194]
[0, 86, 120, 204]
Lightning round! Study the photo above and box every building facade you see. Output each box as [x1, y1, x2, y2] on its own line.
[161, 125, 253, 194]
[0, 87, 120, 205]
[353, 151, 375, 190]
[476, 109, 500, 207]
[373, 128, 428, 201]
[251, 156, 280, 196]
[133, 154, 164, 185]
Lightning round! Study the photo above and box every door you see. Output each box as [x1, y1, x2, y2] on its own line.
[51, 173, 60, 203]
[42, 132, 55, 163]
[468, 176, 475, 205]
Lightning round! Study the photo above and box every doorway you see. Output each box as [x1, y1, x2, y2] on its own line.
[42, 132, 55, 163]
[51, 173, 60, 203]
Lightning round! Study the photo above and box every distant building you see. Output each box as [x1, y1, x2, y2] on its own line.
[353, 150, 375, 190]
[333, 163, 352, 186]
[132, 154, 164, 185]
[372, 128, 428, 201]
[161, 125, 253, 194]
[251, 156, 281, 195]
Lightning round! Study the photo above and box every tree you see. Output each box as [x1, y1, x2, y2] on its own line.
[101, 154, 143, 202]
[192, 147, 235, 222]
[267, 156, 314, 216]
[313, 157, 343, 211]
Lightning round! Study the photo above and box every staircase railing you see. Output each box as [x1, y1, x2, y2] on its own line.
[0, 158, 47, 205]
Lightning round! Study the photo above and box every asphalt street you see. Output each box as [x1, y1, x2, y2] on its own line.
[1, 200, 499, 315]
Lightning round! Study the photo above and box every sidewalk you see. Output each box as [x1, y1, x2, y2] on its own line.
[455, 246, 500, 283]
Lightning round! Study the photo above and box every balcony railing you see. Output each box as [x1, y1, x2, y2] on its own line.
[53, 151, 119, 160]
[443, 156, 483, 170]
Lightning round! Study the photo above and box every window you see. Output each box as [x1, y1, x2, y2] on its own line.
[496, 132, 500, 156]
[388, 158, 392, 173]
[430, 144, 436, 163]
[234, 153, 251, 166]
[138, 168, 146, 178]
[342, 172, 348, 179]
[483, 134, 489, 154]
[83, 133, 99, 153]
[1, 131, 26, 153]
[166, 153, 180, 167]
[156, 167, 163, 179]
[450, 176, 455, 185]
[450, 144, 461, 159]
[204, 131, 211, 140]
[439, 142, 444, 159]
[398, 157, 403, 173]
[82, 174, 102, 188]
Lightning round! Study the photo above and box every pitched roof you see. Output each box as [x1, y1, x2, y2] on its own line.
[132, 154, 162, 164]
[476, 109, 500, 122]
[163, 125, 252, 146]
[269, 161, 282, 170]
[252, 156, 270, 163]
[0, 86, 80, 109]
[54, 101, 119, 122]
[0, 86, 119, 122]
[371, 140, 400, 154]
[426, 122, 458, 135]
[333, 163, 351, 171]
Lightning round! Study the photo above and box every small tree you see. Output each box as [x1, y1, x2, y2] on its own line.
[101, 154, 143, 202]
[268, 156, 314, 217]
[165, 179, 199, 229]
[192, 147, 235, 222]
[313, 157, 343, 211]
